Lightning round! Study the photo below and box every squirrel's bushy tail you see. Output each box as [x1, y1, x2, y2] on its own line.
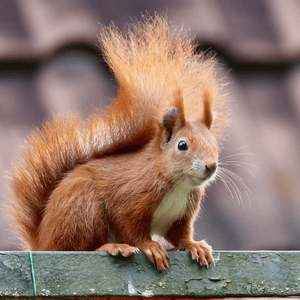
[7, 14, 227, 250]
[8, 115, 83, 249]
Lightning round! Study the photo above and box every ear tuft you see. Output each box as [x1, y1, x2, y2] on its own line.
[202, 90, 213, 129]
[162, 107, 180, 144]
[172, 89, 186, 127]
[161, 89, 186, 145]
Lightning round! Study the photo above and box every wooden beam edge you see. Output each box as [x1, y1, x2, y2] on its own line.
[0, 251, 299, 298]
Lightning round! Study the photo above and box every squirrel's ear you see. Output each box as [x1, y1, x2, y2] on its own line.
[202, 90, 213, 129]
[161, 90, 186, 145]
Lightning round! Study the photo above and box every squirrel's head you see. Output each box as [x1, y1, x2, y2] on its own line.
[159, 90, 219, 187]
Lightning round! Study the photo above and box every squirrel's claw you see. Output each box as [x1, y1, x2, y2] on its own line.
[138, 240, 169, 272]
[182, 239, 215, 267]
[96, 243, 139, 257]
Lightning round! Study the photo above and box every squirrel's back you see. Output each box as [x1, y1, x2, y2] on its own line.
[7, 14, 227, 250]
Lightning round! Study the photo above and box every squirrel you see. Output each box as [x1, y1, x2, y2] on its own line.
[7, 14, 228, 272]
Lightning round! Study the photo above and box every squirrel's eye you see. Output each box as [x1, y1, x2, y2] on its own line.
[177, 140, 188, 151]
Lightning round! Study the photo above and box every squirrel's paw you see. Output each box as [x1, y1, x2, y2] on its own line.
[138, 240, 169, 272]
[96, 243, 140, 257]
[182, 240, 214, 267]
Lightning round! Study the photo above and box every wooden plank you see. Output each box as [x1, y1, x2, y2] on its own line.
[0, 251, 299, 298]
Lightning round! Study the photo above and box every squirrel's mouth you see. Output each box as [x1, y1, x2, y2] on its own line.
[188, 166, 218, 186]
[187, 176, 207, 187]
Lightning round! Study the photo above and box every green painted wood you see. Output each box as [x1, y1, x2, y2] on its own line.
[0, 251, 299, 298]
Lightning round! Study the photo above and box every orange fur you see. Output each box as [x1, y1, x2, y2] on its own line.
[7, 14, 228, 272]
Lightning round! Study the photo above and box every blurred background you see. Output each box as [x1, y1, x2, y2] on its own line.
[0, 0, 299, 251]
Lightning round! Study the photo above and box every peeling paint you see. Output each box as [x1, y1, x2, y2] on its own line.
[142, 290, 154, 297]
[127, 281, 137, 295]
[41, 289, 51, 296]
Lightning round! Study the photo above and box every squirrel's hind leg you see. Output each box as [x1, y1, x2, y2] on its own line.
[96, 243, 140, 257]
[35, 173, 109, 251]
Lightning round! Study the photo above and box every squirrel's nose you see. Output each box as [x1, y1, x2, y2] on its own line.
[205, 162, 217, 177]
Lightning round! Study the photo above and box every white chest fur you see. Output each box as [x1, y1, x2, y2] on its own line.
[151, 180, 192, 236]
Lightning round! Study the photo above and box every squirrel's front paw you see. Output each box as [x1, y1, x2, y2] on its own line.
[96, 243, 140, 257]
[183, 240, 214, 267]
[138, 240, 169, 272]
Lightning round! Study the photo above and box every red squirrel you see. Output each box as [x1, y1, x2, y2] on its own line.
[7, 15, 228, 272]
